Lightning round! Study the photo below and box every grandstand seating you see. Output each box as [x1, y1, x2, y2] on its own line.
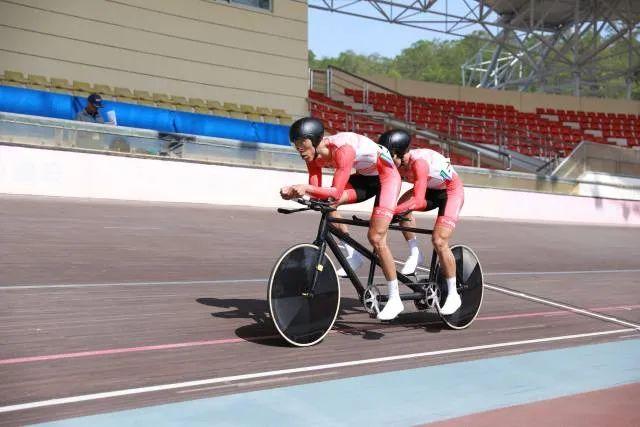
[27, 74, 49, 89]
[50, 78, 74, 93]
[308, 90, 475, 167]
[0, 70, 291, 126]
[308, 90, 366, 131]
[340, 88, 640, 159]
[72, 80, 93, 96]
[536, 107, 640, 148]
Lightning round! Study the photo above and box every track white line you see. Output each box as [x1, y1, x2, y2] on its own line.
[486, 269, 640, 276]
[0, 279, 266, 290]
[414, 262, 640, 330]
[0, 275, 388, 290]
[103, 226, 162, 230]
[2, 267, 638, 290]
[175, 372, 339, 394]
[485, 284, 640, 330]
[0, 328, 635, 414]
[412, 265, 640, 276]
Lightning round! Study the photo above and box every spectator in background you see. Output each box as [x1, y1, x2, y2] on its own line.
[75, 93, 105, 123]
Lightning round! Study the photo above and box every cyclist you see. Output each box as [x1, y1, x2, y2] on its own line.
[378, 129, 464, 315]
[280, 117, 404, 320]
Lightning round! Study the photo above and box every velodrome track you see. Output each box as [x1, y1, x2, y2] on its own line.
[1, 194, 639, 426]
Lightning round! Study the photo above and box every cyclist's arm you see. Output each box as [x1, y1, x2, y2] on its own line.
[307, 159, 322, 187]
[305, 145, 355, 200]
[394, 159, 429, 214]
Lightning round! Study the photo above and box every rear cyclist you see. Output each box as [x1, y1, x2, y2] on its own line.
[378, 129, 464, 315]
[280, 118, 404, 320]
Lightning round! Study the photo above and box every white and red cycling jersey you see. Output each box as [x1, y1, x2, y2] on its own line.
[305, 132, 401, 219]
[400, 149, 458, 190]
[395, 148, 464, 229]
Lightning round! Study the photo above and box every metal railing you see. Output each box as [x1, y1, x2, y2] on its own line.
[314, 65, 575, 169]
[0, 112, 302, 170]
[308, 97, 510, 170]
[450, 114, 562, 172]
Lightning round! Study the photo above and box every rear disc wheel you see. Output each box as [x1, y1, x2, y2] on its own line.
[435, 245, 483, 330]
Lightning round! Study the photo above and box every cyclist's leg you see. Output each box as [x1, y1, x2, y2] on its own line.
[370, 167, 401, 283]
[368, 214, 396, 279]
[372, 161, 404, 320]
[330, 182, 360, 274]
[434, 179, 465, 315]
[396, 190, 423, 275]
[397, 189, 416, 240]
[334, 175, 378, 276]
[370, 210, 405, 320]
[433, 224, 455, 277]
[328, 175, 362, 234]
[398, 189, 446, 275]
[433, 223, 459, 315]
[397, 190, 423, 274]
[328, 193, 353, 235]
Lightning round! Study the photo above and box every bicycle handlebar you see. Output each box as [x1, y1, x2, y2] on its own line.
[277, 198, 337, 215]
[277, 206, 310, 214]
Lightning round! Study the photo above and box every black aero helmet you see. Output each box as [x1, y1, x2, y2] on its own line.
[378, 129, 411, 156]
[289, 117, 324, 146]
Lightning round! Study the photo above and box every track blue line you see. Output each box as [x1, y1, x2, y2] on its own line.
[36, 338, 640, 426]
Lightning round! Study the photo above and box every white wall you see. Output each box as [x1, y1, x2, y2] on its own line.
[2, 145, 640, 226]
[577, 172, 640, 201]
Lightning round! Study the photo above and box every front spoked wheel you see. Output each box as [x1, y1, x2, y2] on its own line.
[435, 245, 484, 329]
[268, 243, 340, 346]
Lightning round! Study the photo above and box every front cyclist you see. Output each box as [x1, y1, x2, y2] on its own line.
[280, 117, 404, 320]
[378, 129, 464, 315]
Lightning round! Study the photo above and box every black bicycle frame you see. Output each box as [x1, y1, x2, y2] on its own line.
[309, 209, 436, 300]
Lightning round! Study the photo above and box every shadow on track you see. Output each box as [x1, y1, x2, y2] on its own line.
[196, 297, 446, 347]
[196, 296, 286, 347]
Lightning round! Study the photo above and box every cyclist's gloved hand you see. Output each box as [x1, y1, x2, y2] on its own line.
[280, 186, 295, 200]
[281, 185, 309, 200]
[290, 184, 309, 198]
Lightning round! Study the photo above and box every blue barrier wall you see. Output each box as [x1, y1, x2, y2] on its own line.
[0, 85, 289, 146]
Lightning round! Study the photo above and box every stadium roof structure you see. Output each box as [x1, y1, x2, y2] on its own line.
[486, 0, 640, 30]
[307, 0, 640, 98]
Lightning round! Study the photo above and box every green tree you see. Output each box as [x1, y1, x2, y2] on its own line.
[310, 31, 639, 100]
[311, 34, 485, 86]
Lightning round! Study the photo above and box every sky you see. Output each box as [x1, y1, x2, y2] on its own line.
[307, 3, 488, 59]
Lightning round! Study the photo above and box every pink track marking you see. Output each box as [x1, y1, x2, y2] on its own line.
[1, 304, 638, 366]
[479, 304, 640, 321]
[0, 337, 261, 365]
